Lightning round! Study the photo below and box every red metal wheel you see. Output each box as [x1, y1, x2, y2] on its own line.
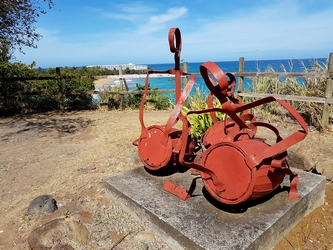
[200, 139, 286, 205]
[201, 142, 256, 204]
[138, 125, 173, 171]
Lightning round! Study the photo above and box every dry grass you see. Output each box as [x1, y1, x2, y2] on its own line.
[247, 59, 331, 129]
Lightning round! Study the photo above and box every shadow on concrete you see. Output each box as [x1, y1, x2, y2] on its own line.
[202, 185, 290, 213]
[144, 165, 190, 177]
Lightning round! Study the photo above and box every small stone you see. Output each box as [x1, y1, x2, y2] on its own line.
[315, 159, 333, 180]
[109, 231, 123, 243]
[28, 195, 58, 215]
[287, 148, 314, 171]
[68, 219, 90, 243]
[28, 218, 69, 250]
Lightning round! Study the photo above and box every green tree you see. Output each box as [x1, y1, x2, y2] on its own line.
[0, 0, 54, 53]
[0, 38, 12, 62]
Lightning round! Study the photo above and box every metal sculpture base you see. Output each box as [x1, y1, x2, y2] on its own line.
[104, 167, 325, 250]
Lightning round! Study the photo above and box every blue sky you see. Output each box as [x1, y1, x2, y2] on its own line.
[14, 0, 333, 68]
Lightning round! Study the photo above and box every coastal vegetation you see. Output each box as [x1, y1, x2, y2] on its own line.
[248, 59, 328, 128]
[0, 62, 152, 115]
[0, 57, 331, 133]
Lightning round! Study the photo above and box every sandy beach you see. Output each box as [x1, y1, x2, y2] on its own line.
[93, 73, 175, 89]
[93, 78, 118, 89]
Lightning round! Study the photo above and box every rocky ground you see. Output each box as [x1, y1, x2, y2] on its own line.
[0, 109, 332, 249]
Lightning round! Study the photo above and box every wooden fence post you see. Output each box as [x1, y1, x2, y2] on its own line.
[56, 67, 64, 112]
[118, 66, 125, 110]
[0, 76, 8, 112]
[237, 57, 245, 96]
[183, 62, 188, 86]
[321, 53, 333, 128]
[119, 77, 125, 110]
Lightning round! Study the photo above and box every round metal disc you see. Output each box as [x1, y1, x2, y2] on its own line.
[201, 142, 256, 204]
[138, 125, 173, 170]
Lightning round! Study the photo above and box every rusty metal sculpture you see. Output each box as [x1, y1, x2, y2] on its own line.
[132, 28, 196, 171]
[133, 28, 308, 206]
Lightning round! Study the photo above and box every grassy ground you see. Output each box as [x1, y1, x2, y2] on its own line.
[0, 109, 332, 249]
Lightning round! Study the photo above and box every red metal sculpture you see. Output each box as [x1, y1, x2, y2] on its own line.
[132, 28, 196, 171]
[133, 28, 308, 206]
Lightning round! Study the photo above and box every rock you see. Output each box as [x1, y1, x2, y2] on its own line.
[68, 219, 90, 243]
[28, 217, 90, 249]
[315, 159, 333, 180]
[40, 198, 58, 214]
[28, 218, 71, 250]
[28, 195, 58, 215]
[287, 148, 314, 171]
[109, 231, 124, 243]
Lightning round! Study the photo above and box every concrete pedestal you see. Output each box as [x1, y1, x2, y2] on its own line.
[105, 167, 325, 250]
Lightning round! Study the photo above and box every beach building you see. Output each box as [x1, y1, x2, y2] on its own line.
[88, 63, 148, 71]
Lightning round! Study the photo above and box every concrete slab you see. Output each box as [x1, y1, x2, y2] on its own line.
[105, 167, 326, 250]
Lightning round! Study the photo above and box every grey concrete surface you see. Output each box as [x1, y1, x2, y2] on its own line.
[104, 167, 326, 250]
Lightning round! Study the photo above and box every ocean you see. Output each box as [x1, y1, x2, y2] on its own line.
[110, 58, 328, 101]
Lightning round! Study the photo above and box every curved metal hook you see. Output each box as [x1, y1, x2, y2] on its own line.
[168, 28, 182, 70]
[200, 61, 229, 99]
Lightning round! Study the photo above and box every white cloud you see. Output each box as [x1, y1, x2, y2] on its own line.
[149, 7, 187, 25]
[138, 7, 187, 35]
[102, 2, 155, 23]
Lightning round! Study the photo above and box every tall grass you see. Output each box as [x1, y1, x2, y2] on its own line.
[248, 59, 330, 128]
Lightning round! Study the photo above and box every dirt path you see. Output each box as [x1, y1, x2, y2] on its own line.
[0, 110, 332, 249]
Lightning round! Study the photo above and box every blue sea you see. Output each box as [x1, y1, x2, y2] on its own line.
[106, 58, 328, 101]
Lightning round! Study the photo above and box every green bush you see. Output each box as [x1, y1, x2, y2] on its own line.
[0, 63, 97, 115]
[62, 78, 97, 110]
[0, 62, 34, 115]
[127, 83, 171, 110]
[99, 85, 122, 110]
[181, 87, 227, 145]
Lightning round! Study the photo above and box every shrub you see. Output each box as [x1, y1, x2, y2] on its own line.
[127, 83, 171, 110]
[0, 63, 97, 115]
[181, 87, 227, 145]
[99, 85, 122, 110]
